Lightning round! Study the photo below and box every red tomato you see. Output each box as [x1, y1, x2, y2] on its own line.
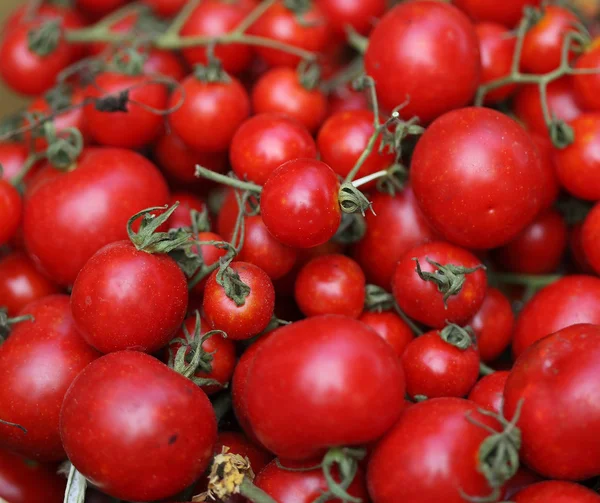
[251, 66, 328, 133]
[573, 39, 600, 111]
[0, 448, 65, 503]
[317, 0, 386, 38]
[0, 180, 21, 246]
[0, 295, 99, 460]
[475, 22, 517, 104]
[581, 202, 600, 274]
[513, 77, 583, 137]
[60, 351, 217, 501]
[169, 74, 250, 153]
[0, 252, 59, 317]
[203, 262, 275, 340]
[531, 133, 560, 211]
[71, 240, 188, 354]
[392, 241, 487, 328]
[352, 187, 436, 289]
[245, 316, 406, 460]
[504, 323, 600, 479]
[165, 192, 207, 230]
[230, 113, 317, 185]
[260, 159, 341, 249]
[555, 114, 600, 200]
[512, 275, 600, 357]
[358, 310, 415, 358]
[364, 2, 480, 123]
[75, 0, 129, 19]
[0, 21, 72, 96]
[495, 208, 568, 274]
[295, 254, 365, 318]
[571, 221, 596, 274]
[142, 0, 187, 17]
[514, 481, 600, 502]
[367, 397, 504, 503]
[328, 84, 370, 116]
[502, 467, 544, 500]
[23, 148, 169, 286]
[181, 0, 255, 74]
[141, 48, 187, 81]
[249, 1, 330, 68]
[452, 0, 542, 27]
[469, 288, 514, 362]
[468, 371, 509, 414]
[0, 143, 29, 182]
[411, 107, 545, 249]
[254, 459, 369, 503]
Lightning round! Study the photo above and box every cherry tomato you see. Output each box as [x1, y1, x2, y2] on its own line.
[504, 323, 600, 480]
[392, 241, 487, 328]
[60, 351, 217, 501]
[75, 0, 128, 19]
[0, 180, 21, 246]
[581, 202, 600, 274]
[0, 252, 59, 317]
[0, 295, 100, 461]
[475, 22, 517, 104]
[328, 84, 370, 116]
[249, 1, 330, 68]
[164, 192, 207, 230]
[570, 221, 596, 274]
[468, 370, 509, 414]
[411, 107, 545, 249]
[23, 148, 169, 286]
[203, 262, 275, 340]
[367, 397, 504, 503]
[364, 2, 480, 123]
[142, 0, 187, 17]
[0, 448, 65, 503]
[573, 38, 600, 111]
[452, 0, 542, 27]
[0, 143, 30, 182]
[251, 66, 328, 134]
[513, 481, 600, 502]
[0, 21, 72, 96]
[141, 48, 187, 81]
[317, 0, 386, 38]
[295, 254, 365, 318]
[469, 288, 514, 362]
[512, 275, 600, 357]
[260, 158, 341, 249]
[245, 316, 405, 460]
[71, 240, 188, 354]
[169, 74, 250, 153]
[358, 310, 415, 358]
[230, 113, 317, 185]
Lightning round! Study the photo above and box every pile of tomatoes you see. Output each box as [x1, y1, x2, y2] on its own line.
[1, 0, 600, 502]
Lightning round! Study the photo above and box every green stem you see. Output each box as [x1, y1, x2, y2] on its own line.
[63, 464, 87, 503]
[239, 478, 278, 503]
[393, 304, 424, 336]
[195, 165, 262, 194]
[343, 126, 384, 184]
[232, 0, 277, 35]
[351, 169, 389, 188]
[490, 273, 561, 289]
[10, 153, 44, 186]
[479, 362, 496, 376]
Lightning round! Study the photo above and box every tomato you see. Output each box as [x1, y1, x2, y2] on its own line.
[245, 316, 405, 460]
[0, 143, 29, 182]
[364, 2, 480, 123]
[513, 77, 583, 137]
[581, 201, 600, 274]
[71, 240, 188, 354]
[402, 328, 480, 399]
[251, 66, 328, 133]
[513, 481, 600, 502]
[260, 159, 341, 249]
[555, 114, 600, 200]
[452, 0, 542, 27]
[504, 323, 600, 480]
[469, 288, 514, 362]
[23, 148, 169, 286]
[190, 231, 229, 295]
[167, 315, 235, 395]
[531, 133, 560, 211]
[142, 0, 187, 17]
[0, 448, 65, 503]
[295, 254, 365, 318]
[495, 208, 568, 274]
[0, 252, 59, 317]
[216, 188, 254, 238]
[570, 221, 596, 274]
[141, 48, 187, 81]
[0, 295, 99, 461]
[411, 107, 545, 249]
[512, 275, 600, 358]
[169, 74, 250, 153]
[0, 180, 21, 246]
[468, 370, 509, 414]
[317, 0, 386, 38]
[203, 262, 275, 340]
[573, 39, 600, 111]
[249, 2, 330, 68]
[352, 187, 436, 289]
[75, 0, 129, 19]
[328, 84, 370, 116]
[254, 459, 369, 503]
[60, 351, 217, 501]
[502, 467, 544, 500]
[230, 113, 317, 185]
[164, 192, 207, 230]
[475, 22, 517, 104]
[367, 397, 504, 503]
[358, 311, 415, 358]
[392, 241, 487, 328]
[181, 0, 255, 74]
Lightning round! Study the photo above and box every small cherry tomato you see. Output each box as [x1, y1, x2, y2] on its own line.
[358, 310, 415, 358]
[260, 159, 341, 249]
[513, 481, 600, 503]
[570, 221, 596, 274]
[468, 370, 509, 414]
[295, 254, 365, 318]
[573, 38, 600, 111]
[317, 0, 386, 38]
[452, 0, 542, 27]
[0, 180, 21, 246]
[328, 84, 370, 116]
[392, 241, 487, 329]
[75, 0, 128, 19]
[140, 48, 187, 81]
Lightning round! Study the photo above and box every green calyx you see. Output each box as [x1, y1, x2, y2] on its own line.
[193, 45, 231, 84]
[216, 257, 251, 307]
[338, 182, 372, 216]
[550, 120, 575, 149]
[0, 309, 33, 344]
[297, 59, 321, 91]
[28, 20, 61, 56]
[43, 122, 83, 170]
[439, 323, 474, 351]
[109, 47, 147, 76]
[315, 447, 366, 503]
[333, 212, 366, 244]
[364, 284, 395, 312]
[127, 203, 192, 254]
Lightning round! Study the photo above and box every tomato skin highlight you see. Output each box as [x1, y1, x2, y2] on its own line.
[60, 351, 217, 502]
